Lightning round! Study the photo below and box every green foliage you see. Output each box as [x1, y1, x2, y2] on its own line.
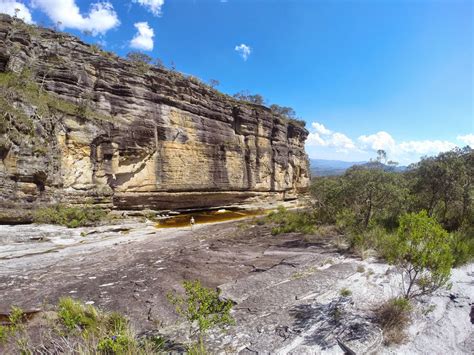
[0, 325, 7, 344]
[339, 288, 352, 297]
[269, 104, 296, 119]
[0, 70, 112, 134]
[375, 297, 412, 345]
[58, 297, 99, 332]
[408, 146, 473, 230]
[33, 204, 106, 228]
[8, 307, 25, 327]
[167, 280, 234, 335]
[97, 333, 135, 354]
[450, 224, 474, 266]
[266, 206, 318, 235]
[386, 211, 454, 299]
[126, 51, 152, 75]
[55, 298, 143, 353]
[233, 91, 265, 105]
[187, 339, 207, 355]
[0, 306, 26, 344]
[312, 166, 408, 231]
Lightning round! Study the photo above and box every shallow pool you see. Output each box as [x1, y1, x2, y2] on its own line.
[155, 209, 265, 228]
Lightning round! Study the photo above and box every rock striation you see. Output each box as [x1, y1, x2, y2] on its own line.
[0, 15, 310, 221]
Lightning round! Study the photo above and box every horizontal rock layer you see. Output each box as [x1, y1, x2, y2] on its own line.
[0, 15, 310, 219]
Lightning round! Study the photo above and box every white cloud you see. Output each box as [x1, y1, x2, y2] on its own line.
[307, 132, 326, 146]
[329, 132, 356, 151]
[457, 134, 474, 147]
[31, 0, 119, 35]
[398, 140, 457, 155]
[307, 122, 355, 152]
[358, 131, 396, 152]
[132, 0, 164, 16]
[235, 43, 251, 61]
[130, 21, 154, 51]
[306, 120, 466, 164]
[0, 1, 34, 23]
[311, 122, 331, 135]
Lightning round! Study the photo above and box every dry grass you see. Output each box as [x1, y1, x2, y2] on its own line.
[374, 297, 412, 345]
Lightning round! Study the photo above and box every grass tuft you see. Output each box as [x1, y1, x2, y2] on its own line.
[375, 297, 412, 345]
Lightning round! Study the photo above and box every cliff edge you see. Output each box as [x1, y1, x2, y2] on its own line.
[0, 15, 310, 221]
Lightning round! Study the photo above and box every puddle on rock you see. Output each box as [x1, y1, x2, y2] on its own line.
[155, 209, 265, 228]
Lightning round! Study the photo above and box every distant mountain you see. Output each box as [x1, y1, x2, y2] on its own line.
[310, 159, 407, 177]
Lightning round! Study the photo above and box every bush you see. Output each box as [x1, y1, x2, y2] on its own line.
[450, 225, 474, 267]
[97, 333, 135, 354]
[375, 297, 412, 345]
[386, 211, 454, 299]
[34, 204, 106, 228]
[266, 206, 317, 235]
[0, 325, 7, 343]
[58, 297, 99, 332]
[0, 306, 26, 344]
[167, 280, 234, 336]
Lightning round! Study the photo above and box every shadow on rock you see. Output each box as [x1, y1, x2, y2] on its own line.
[289, 298, 379, 351]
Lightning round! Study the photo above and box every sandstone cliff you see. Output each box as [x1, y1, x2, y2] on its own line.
[0, 15, 310, 221]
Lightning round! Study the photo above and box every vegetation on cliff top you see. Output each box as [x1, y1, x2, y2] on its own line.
[4, 16, 307, 131]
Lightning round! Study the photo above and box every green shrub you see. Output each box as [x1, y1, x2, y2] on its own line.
[167, 280, 234, 336]
[0, 325, 9, 343]
[58, 297, 99, 332]
[0, 306, 26, 344]
[386, 211, 454, 299]
[450, 226, 474, 267]
[266, 206, 317, 235]
[34, 204, 106, 228]
[97, 333, 135, 354]
[375, 297, 412, 345]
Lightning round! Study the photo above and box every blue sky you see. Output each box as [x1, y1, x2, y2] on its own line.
[1, 0, 472, 164]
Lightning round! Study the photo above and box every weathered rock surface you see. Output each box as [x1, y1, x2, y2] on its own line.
[1, 220, 472, 354]
[0, 15, 310, 220]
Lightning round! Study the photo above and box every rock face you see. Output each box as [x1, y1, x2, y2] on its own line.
[0, 15, 310, 220]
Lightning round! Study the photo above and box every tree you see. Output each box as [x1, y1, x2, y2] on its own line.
[209, 79, 220, 88]
[233, 91, 265, 105]
[376, 149, 387, 164]
[154, 58, 165, 69]
[408, 147, 473, 230]
[386, 211, 453, 299]
[126, 51, 152, 75]
[341, 166, 407, 229]
[269, 104, 297, 119]
[126, 51, 152, 65]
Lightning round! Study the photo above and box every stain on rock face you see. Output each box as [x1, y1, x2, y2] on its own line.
[0, 14, 310, 219]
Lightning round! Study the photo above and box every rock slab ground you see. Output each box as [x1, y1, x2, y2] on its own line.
[0, 220, 473, 354]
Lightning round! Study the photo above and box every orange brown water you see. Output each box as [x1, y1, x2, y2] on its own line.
[155, 209, 265, 228]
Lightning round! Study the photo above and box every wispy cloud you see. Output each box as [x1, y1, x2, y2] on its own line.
[0, 1, 34, 23]
[132, 0, 164, 16]
[130, 21, 154, 51]
[31, 0, 120, 35]
[235, 43, 251, 61]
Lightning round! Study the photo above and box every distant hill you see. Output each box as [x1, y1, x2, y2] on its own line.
[310, 159, 407, 177]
